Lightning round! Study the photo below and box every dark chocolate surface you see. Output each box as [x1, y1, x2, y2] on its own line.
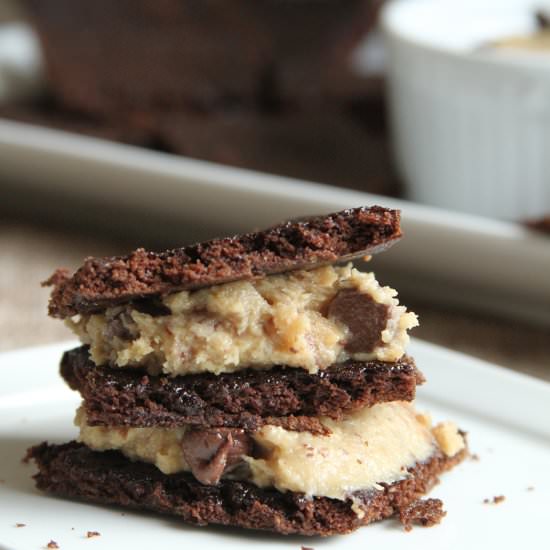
[328, 289, 389, 353]
[181, 427, 253, 485]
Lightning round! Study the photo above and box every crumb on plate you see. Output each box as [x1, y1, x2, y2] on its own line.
[399, 498, 446, 531]
[483, 495, 505, 505]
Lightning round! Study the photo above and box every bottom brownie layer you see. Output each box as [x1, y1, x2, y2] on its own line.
[27, 441, 466, 536]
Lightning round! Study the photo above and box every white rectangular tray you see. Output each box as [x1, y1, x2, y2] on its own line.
[1, 15, 549, 322]
[0, 339, 548, 550]
[1, 119, 549, 325]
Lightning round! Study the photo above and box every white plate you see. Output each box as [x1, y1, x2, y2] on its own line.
[0, 339, 548, 550]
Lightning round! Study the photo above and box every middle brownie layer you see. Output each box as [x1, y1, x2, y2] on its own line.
[61, 345, 424, 431]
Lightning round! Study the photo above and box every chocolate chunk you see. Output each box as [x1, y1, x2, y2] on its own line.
[328, 289, 389, 354]
[104, 311, 134, 341]
[181, 428, 253, 485]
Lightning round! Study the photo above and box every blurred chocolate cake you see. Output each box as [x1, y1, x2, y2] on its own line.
[2, 0, 397, 193]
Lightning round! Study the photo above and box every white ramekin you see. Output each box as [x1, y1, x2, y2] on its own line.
[0, 23, 43, 102]
[382, 0, 550, 221]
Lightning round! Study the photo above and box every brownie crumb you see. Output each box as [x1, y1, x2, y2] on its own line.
[46, 541, 59, 549]
[527, 486, 535, 492]
[483, 495, 505, 505]
[399, 498, 446, 531]
[301, 547, 315, 550]
[470, 453, 480, 462]
[86, 531, 101, 538]
[15, 523, 26, 528]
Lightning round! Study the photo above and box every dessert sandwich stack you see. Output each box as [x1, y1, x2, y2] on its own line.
[28, 206, 466, 536]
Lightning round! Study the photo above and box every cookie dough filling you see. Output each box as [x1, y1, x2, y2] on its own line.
[76, 401, 464, 501]
[68, 264, 418, 376]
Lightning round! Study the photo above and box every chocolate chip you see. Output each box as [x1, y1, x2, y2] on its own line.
[132, 298, 172, 317]
[181, 428, 253, 485]
[328, 289, 389, 354]
[104, 314, 134, 341]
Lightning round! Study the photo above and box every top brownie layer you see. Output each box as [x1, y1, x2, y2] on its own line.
[45, 206, 402, 318]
